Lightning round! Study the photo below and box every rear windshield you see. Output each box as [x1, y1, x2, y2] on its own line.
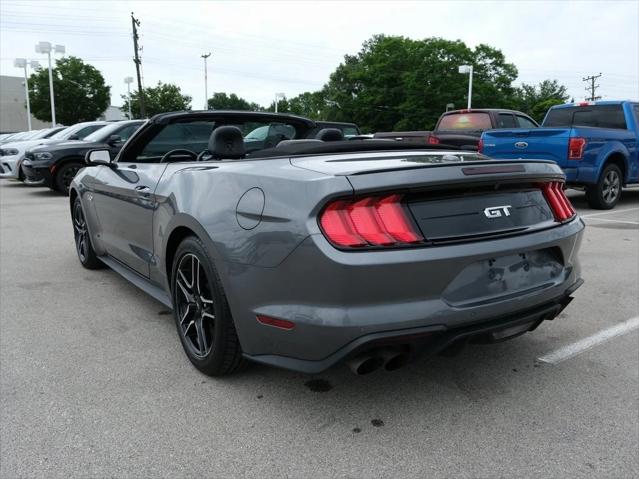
[544, 105, 627, 129]
[437, 113, 492, 131]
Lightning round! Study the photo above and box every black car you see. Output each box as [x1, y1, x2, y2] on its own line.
[22, 120, 144, 193]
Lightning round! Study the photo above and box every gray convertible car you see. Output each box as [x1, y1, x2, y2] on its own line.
[70, 111, 584, 376]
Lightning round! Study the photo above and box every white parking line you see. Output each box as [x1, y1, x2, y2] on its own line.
[538, 316, 639, 364]
[579, 207, 639, 219]
[584, 217, 639, 226]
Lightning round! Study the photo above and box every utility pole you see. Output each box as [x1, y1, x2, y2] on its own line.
[131, 12, 146, 118]
[201, 52, 211, 110]
[582, 73, 602, 101]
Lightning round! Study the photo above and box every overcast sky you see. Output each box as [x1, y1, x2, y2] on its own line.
[1, 0, 637, 111]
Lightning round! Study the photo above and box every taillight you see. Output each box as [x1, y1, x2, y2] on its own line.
[319, 194, 423, 248]
[477, 137, 484, 153]
[427, 135, 440, 145]
[539, 182, 576, 222]
[568, 137, 586, 160]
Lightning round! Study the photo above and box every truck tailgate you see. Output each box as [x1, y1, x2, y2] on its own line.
[482, 128, 571, 164]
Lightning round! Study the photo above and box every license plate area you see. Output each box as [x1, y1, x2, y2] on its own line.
[442, 248, 565, 307]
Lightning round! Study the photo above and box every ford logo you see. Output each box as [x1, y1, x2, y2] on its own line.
[514, 141, 528, 149]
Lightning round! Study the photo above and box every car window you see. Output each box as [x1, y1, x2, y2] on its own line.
[341, 126, 359, 137]
[516, 116, 537, 128]
[116, 124, 140, 141]
[634, 105, 639, 123]
[245, 126, 269, 141]
[544, 105, 627, 129]
[497, 113, 517, 128]
[135, 123, 191, 162]
[75, 125, 106, 139]
[437, 112, 492, 131]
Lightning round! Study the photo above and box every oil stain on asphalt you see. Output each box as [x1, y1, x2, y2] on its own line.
[304, 378, 333, 392]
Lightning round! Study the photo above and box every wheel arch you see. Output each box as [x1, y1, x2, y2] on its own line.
[601, 151, 628, 184]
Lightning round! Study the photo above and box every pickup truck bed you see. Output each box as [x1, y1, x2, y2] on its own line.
[481, 101, 639, 209]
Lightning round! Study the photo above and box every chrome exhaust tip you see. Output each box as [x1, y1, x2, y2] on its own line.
[346, 354, 384, 375]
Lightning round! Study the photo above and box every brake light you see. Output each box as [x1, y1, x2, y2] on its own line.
[319, 194, 423, 248]
[539, 182, 575, 222]
[477, 137, 484, 153]
[568, 137, 586, 160]
[428, 135, 440, 145]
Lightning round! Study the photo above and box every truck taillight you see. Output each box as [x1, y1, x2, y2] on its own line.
[539, 182, 576, 222]
[427, 135, 440, 145]
[319, 194, 423, 248]
[477, 138, 484, 153]
[568, 137, 586, 160]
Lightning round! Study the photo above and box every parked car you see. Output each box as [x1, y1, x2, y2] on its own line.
[0, 127, 66, 180]
[480, 101, 639, 209]
[374, 109, 539, 149]
[70, 110, 583, 376]
[309, 121, 361, 138]
[21, 120, 142, 193]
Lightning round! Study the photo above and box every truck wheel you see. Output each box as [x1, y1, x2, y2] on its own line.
[585, 164, 622, 210]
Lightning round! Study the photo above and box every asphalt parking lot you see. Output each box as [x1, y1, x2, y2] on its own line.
[1, 180, 637, 478]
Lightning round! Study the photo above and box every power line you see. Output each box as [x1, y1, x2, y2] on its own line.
[131, 12, 146, 117]
[582, 73, 602, 101]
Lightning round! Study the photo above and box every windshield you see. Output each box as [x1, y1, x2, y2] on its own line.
[49, 123, 105, 140]
[437, 112, 492, 131]
[31, 129, 60, 140]
[83, 122, 135, 142]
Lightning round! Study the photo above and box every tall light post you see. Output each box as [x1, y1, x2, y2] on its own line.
[274, 92, 285, 113]
[124, 77, 134, 118]
[35, 41, 65, 126]
[201, 52, 211, 110]
[458, 64, 474, 109]
[13, 58, 40, 131]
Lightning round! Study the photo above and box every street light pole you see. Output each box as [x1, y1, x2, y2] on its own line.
[201, 52, 211, 110]
[124, 77, 134, 118]
[274, 92, 285, 113]
[458, 64, 474, 109]
[14, 59, 32, 131]
[35, 42, 65, 126]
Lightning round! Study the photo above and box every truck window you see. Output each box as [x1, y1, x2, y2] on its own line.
[516, 116, 537, 128]
[497, 113, 517, 128]
[544, 105, 627, 129]
[437, 112, 492, 131]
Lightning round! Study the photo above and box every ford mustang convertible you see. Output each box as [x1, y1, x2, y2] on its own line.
[70, 111, 584, 376]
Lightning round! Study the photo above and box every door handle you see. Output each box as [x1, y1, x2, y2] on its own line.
[135, 185, 150, 191]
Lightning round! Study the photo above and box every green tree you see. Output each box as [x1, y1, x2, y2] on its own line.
[28, 56, 110, 125]
[208, 92, 262, 111]
[271, 91, 327, 119]
[122, 81, 191, 118]
[320, 35, 520, 132]
[513, 80, 570, 122]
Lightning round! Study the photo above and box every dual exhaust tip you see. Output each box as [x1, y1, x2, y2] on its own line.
[346, 348, 410, 375]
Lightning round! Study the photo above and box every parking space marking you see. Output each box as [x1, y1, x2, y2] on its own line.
[583, 217, 639, 226]
[538, 316, 639, 364]
[579, 207, 639, 219]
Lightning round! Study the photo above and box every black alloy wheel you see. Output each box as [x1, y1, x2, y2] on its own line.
[586, 163, 622, 209]
[56, 162, 84, 194]
[174, 253, 216, 358]
[72, 197, 103, 269]
[171, 236, 245, 375]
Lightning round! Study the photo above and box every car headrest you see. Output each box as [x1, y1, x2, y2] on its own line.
[208, 126, 246, 159]
[277, 139, 323, 148]
[315, 128, 344, 142]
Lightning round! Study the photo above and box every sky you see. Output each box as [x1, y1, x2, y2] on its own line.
[1, 0, 638, 111]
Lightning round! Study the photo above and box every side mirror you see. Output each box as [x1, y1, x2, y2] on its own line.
[68, 134, 80, 140]
[107, 135, 122, 147]
[85, 149, 112, 166]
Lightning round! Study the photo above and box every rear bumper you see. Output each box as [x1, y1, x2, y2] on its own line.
[223, 217, 585, 371]
[245, 282, 582, 373]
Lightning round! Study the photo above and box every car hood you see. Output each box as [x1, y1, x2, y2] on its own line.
[28, 140, 106, 154]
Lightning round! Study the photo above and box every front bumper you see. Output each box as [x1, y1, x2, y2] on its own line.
[20, 159, 51, 186]
[0, 155, 21, 179]
[222, 217, 585, 373]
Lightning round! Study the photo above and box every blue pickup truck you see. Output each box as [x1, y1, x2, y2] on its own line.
[480, 101, 639, 209]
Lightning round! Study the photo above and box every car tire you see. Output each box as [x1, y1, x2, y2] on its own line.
[55, 161, 84, 195]
[585, 163, 622, 210]
[72, 197, 104, 270]
[171, 236, 246, 376]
